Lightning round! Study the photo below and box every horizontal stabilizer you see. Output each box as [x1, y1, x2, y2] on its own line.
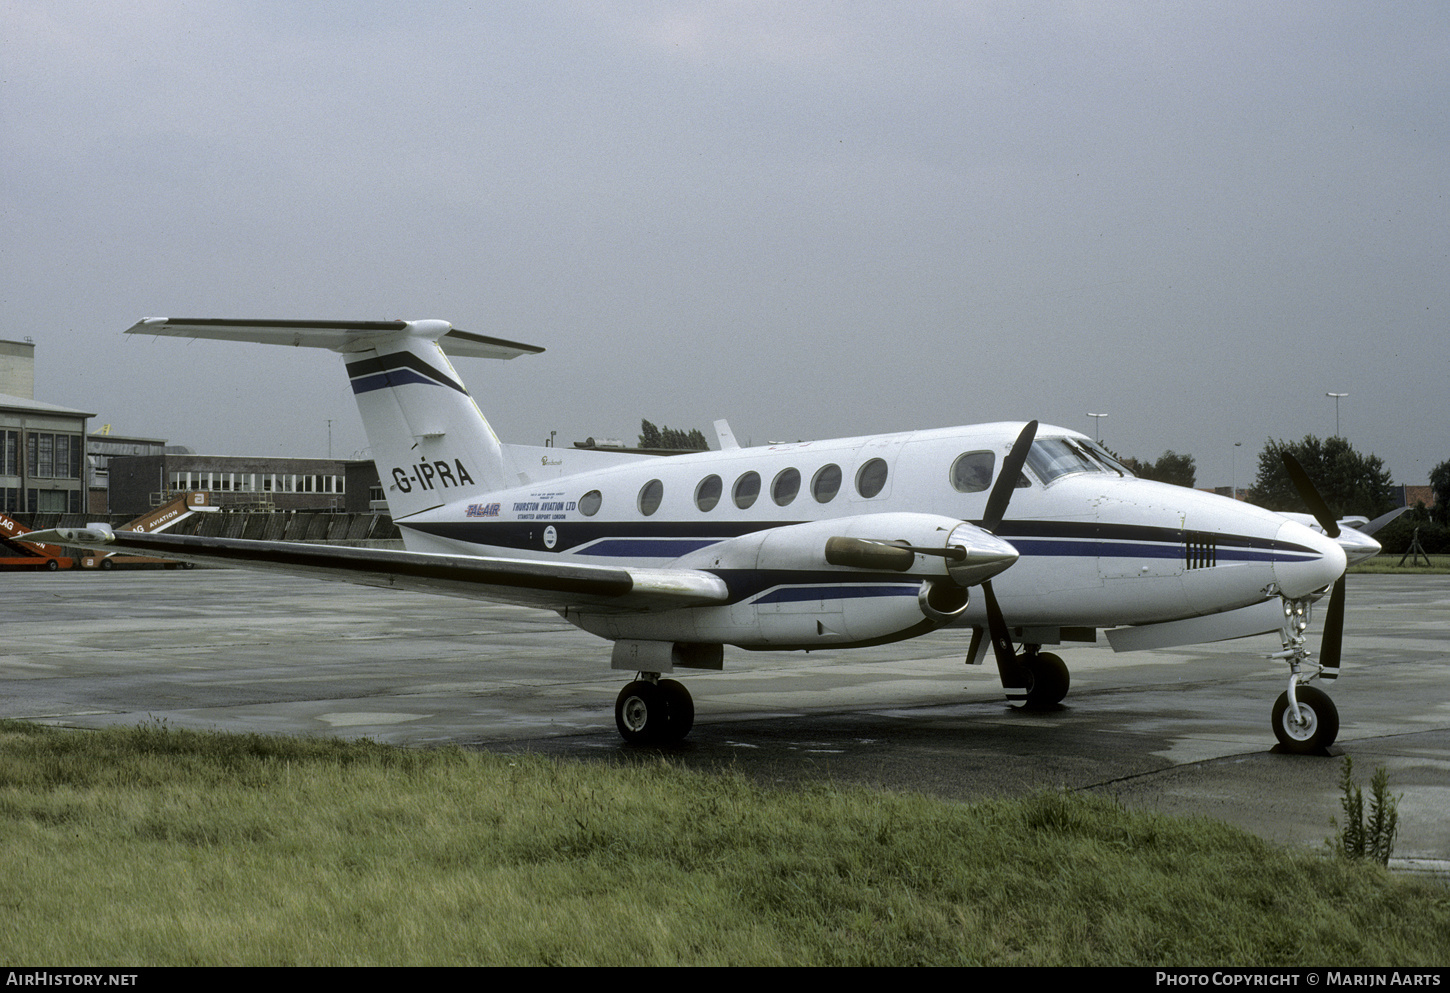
[125, 317, 544, 360]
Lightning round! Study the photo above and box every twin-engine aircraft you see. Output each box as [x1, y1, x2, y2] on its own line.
[29, 318, 1361, 752]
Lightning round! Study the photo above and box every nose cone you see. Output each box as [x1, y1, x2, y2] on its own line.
[1272, 519, 1347, 598]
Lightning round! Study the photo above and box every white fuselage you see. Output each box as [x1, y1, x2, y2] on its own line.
[391, 422, 1345, 650]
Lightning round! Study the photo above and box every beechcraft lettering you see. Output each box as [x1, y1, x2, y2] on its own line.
[390, 460, 475, 493]
[28, 316, 1365, 755]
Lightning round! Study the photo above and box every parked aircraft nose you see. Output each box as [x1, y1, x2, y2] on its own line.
[1271, 519, 1347, 599]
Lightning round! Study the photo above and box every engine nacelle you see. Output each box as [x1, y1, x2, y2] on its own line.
[570, 513, 1016, 649]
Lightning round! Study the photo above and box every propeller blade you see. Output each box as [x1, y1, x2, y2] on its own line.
[983, 580, 1027, 703]
[982, 421, 1037, 534]
[975, 421, 1036, 695]
[1319, 575, 1345, 681]
[1281, 452, 1340, 538]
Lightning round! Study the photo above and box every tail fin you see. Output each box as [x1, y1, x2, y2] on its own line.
[125, 318, 543, 519]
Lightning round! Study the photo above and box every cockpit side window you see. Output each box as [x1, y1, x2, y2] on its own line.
[950, 451, 995, 493]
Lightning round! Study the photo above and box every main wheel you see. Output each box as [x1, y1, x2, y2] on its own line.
[1271, 685, 1339, 754]
[657, 679, 694, 740]
[615, 680, 664, 744]
[1021, 651, 1070, 708]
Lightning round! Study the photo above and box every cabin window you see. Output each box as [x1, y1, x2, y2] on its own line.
[772, 468, 801, 506]
[638, 479, 663, 516]
[695, 474, 722, 512]
[950, 451, 995, 493]
[733, 471, 760, 509]
[856, 458, 888, 499]
[811, 464, 842, 503]
[579, 490, 602, 516]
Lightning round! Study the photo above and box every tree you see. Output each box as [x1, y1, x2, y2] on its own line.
[1246, 435, 1395, 519]
[1430, 459, 1450, 527]
[1119, 450, 1197, 487]
[638, 420, 662, 449]
[638, 419, 708, 451]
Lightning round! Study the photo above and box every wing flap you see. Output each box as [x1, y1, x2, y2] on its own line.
[21, 529, 727, 612]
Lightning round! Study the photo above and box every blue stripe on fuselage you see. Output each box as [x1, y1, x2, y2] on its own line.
[1008, 538, 1321, 563]
[404, 520, 1322, 564]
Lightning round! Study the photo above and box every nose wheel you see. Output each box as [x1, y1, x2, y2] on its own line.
[1271, 684, 1339, 754]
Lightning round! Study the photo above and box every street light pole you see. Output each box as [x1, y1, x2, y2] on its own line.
[1086, 412, 1107, 445]
[1232, 441, 1242, 500]
[1326, 392, 1347, 437]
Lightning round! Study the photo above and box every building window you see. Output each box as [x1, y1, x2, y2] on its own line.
[23, 433, 82, 479]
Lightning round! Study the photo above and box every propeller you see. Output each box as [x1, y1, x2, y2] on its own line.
[979, 421, 1038, 702]
[1281, 451, 1345, 680]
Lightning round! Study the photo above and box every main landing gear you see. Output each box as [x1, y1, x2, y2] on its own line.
[1002, 647, 1071, 709]
[614, 675, 694, 745]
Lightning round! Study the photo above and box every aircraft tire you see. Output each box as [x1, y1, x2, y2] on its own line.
[1271, 686, 1339, 754]
[615, 680, 662, 744]
[657, 679, 694, 741]
[1022, 652, 1070, 708]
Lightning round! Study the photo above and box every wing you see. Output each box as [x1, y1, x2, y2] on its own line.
[20, 528, 728, 612]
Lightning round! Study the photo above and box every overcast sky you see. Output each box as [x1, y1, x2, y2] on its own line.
[4, 1, 1446, 488]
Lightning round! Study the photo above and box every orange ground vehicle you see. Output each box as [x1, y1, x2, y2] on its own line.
[1, 492, 216, 571]
[77, 492, 217, 570]
[0, 512, 74, 570]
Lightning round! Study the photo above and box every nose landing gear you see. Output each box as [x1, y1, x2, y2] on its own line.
[1267, 593, 1339, 754]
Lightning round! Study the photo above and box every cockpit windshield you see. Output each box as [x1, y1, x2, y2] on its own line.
[1025, 438, 1116, 484]
[1081, 439, 1134, 477]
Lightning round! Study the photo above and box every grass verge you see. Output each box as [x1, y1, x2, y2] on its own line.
[2, 720, 1446, 966]
[1348, 553, 1450, 575]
